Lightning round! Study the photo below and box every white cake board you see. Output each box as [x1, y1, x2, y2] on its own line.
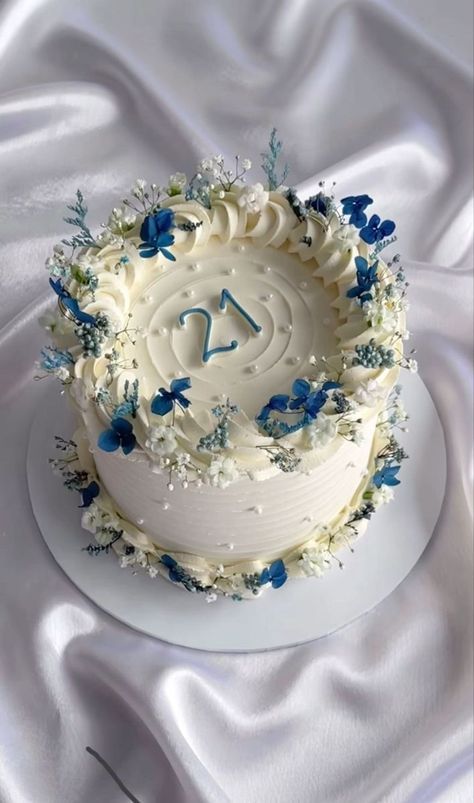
[27, 373, 446, 653]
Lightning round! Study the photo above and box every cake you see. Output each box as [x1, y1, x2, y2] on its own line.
[39, 131, 415, 600]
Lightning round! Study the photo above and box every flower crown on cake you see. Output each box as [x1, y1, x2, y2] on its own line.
[38, 130, 415, 599]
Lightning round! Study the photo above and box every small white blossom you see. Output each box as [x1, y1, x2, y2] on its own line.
[241, 158, 252, 171]
[208, 456, 240, 489]
[299, 548, 329, 577]
[147, 565, 159, 578]
[120, 552, 137, 568]
[353, 379, 386, 408]
[371, 485, 394, 507]
[168, 172, 187, 194]
[205, 592, 218, 603]
[407, 359, 418, 373]
[333, 224, 360, 249]
[54, 366, 71, 382]
[81, 504, 100, 534]
[306, 413, 337, 448]
[237, 182, 269, 214]
[362, 298, 398, 333]
[146, 425, 178, 456]
[198, 155, 224, 177]
[107, 206, 136, 234]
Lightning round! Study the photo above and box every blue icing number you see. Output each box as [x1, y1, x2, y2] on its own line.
[219, 288, 262, 333]
[179, 307, 238, 363]
[179, 290, 262, 364]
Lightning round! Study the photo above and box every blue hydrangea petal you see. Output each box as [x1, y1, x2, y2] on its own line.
[140, 215, 158, 243]
[161, 554, 177, 568]
[159, 247, 176, 261]
[151, 393, 174, 416]
[138, 244, 158, 258]
[112, 417, 133, 436]
[292, 378, 311, 398]
[260, 568, 271, 585]
[359, 226, 377, 245]
[121, 432, 137, 455]
[380, 219, 396, 238]
[271, 572, 287, 589]
[78, 481, 100, 508]
[156, 231, 175, 247]
[98, 429, 121, 452]
[155, 208, 175, 233]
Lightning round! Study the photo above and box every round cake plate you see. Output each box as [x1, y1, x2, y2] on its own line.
[27, 373, 446, 653]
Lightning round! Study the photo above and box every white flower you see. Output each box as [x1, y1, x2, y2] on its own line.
[133, 179, 146, 197]
[362, 298, 398, 333]
[54, 366, 71, 383]
[120, 552, 137, 568]
[241, 158, 252, 171]
[69, 378, 93, 411]
[107, 206, 136, 233]
[307, 413, 337, 449]
[299, 548, 329, 577]
[237, 182, 269, 214]
[198, 155, 224, 177]
[147, 565, 159, 578]
[168, 172, 187, 194]
[205, 592, 218, 603]
[407, 359, 418, 373]
[145, 425, 178, 456]
[353, 379, 386, 407]
[81, 504, 100, 534]
[333, 224, 360, 249]
[208, 456, 240, 489]
[371, 485, 394, 507]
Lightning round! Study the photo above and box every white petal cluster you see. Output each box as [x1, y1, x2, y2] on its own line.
[208, 456, 240, 489]
[353, 379, 386, 408]
[306, 413, 337, 449]
[198, 155, 224, 177]
[298, 547, 329, 577]
[362, 297, 398, 333]
[237, 182, 269, 214]
[371, 485, 394, 507]
[107, 206, 136, 234]
[168, 172, 187, 194]
[145, 425, 178, 456]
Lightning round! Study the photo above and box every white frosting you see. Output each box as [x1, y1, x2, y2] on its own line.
[66, 188, 404, 568]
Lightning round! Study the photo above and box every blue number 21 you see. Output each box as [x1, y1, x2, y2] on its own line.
[179, 289, 262, 363]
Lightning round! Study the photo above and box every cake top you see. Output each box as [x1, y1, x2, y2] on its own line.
[39, 130, 416, 488]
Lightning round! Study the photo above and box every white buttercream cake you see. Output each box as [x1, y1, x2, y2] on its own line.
[41, 138, 413, 600]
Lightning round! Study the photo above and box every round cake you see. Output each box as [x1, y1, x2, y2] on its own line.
[40, 133, 414, 600]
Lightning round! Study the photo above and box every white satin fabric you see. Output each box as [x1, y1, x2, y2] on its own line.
[0, 1, 473, 801]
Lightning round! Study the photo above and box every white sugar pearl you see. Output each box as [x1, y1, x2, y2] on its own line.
[249, 364, 259, 374]
[182, 480, 189, 489]
[303, 515, 313, 523]
[158, 326, 168, 336]
[174, 370, 184, 378]
[238, 244, 245, 252]
[253, 505, 263, 515]
[184, 289, 195, 298]
[263, 265, 272, 273]
[167, 482, 174, 492]
[299, 281, 308, 290]
[290, 356, 301, 365]
[143, 294, 153, 304]
[191, 263, 201, 271]
[136, 518, 145, 525]
[282, 323, 293, 334]
[226, 267, 236, 275]
[262, 293, 273, 302]
[162, 502, 170, 511]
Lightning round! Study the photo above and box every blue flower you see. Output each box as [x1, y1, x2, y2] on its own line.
[359, 215, 396, 245]
[260, 559, 288, 589]
[78, 481, 100, 508]
[49, 278, 97, 326]
[139, 209, 176, 260]
[161, 554, 184, 583]
[347, 256, 379, 303]
[340, 194, 373, 227]
[373, 464, 401, 488]
[305, 192, 330, 216]
[151, 377, 192, 416]
[289, 379, 340, 420]
[98, 417, 137, 455]
[256, 394, 290, 423]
